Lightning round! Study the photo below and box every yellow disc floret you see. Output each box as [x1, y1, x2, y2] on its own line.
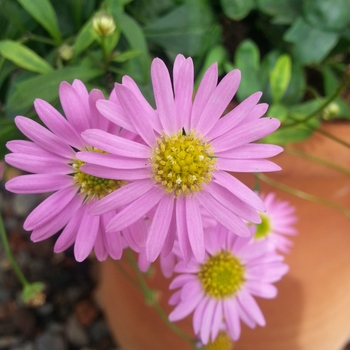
[205, 331, 234, 350]
[72, 150, 124, 201]
[254, 213, 272, 240]
[198, 251, 245, 299]
[151, 130, 216, 196]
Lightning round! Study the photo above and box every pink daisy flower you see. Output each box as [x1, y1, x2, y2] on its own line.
[79, 54, 283, 263]
[5, 80, 145, 261]
[168, 224, 289, 344]
[253, 192, 297, 253]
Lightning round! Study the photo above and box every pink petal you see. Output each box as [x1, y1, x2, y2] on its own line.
[54, 207, 84, 253]
[237, 291, 265, 326]
[207, 92, 262, 140]
[90, 179, 155, 214]
[205, 181, 261, 223]
[243, 103, 269, 123]
[246, 281, 277, 299]
[146, 195, 174, 262]
[162, 205, 176, 257]
[115, 84, 156, 147]
[5, 153, 71, 174]
[168, 292, 202, 322]
[186, 196, 205, 262]
[200, 298, 217, 344]
[30, 196, 82, 242]
[121, 76, 162, 133]
[195, 69, 241, 137]
[191, 63, 218, 129]
[94, 230, 108, 261]
[193, 297, 210, 334]
[169, 274, 195, 290]
[211, 118, 280, 153]
[174, 57, 194, 131]
[14, 116, 74, 158]
[176, 196, 192, 264]
[107, 187, 164, 232]
[24, 187, 78, 230]
[81, 164, 150, 180]
[74, 207, 100, 262]
[169, 290, 181, 306]
[217, 158, 282, 172]
[81, 129, 150, 158]
[96, 99, 136, 133]
[211, 302, 223, 341]
[77, 151, 149, 169]
[59, 81, 91, 133]
[197, 191, 250, 237]
[5, 174, 73, 194]
[34, 99, 84, 148]
[89, 89, 110, 130]
[216, 143, 283, 159]
[213, 171, 265, 211]
[151, 58, 176, 133]
[180, 279, 203, 301]
[223, 298, 241, 341]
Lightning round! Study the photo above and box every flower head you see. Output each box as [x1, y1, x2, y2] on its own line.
[80, 54, 283, 263]
[253, 192, 297, 253]
[168, 224, 289, 344]
[5, 80, 145, 261]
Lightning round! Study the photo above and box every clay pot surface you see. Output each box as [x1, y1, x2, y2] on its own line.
[97, 122, 350, 350]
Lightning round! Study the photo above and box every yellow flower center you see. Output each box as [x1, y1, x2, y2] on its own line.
[151, 130, 216, 196]
[205, 331, 234, 350]
[254, 213, 272, 240]
[72, 149, 124, 200]
[198, 251, 245, 299]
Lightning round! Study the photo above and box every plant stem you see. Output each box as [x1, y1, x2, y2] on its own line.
[284, 148, 350, 177]
[256, 173, 350, 220]
[0, 213, 29, 288]
[126, 249, 195, 345]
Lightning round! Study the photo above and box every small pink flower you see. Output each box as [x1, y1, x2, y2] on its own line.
[5, 80, 145, 261]
[253, 192, 297, 253]
[168, 224, 289, 344]
[79, 54, 283, 263]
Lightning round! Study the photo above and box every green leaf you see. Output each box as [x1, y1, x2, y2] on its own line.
[262, 126, 313, 144]
[114, 12, 151, 84]
[233, 39, 261, 101]
[143, 0, 217, 57]
[16, 0, 62, 43]
[6, 66, 103, 115]
[0, 120, 23, 159]
[322, 66, 339, 96]
[111, 49, 142, 63]
[269, 54, 291, 103]
[303, 0, 350, 32]
[73, 20, 97, 58]
[284, 17, 339, 64]
[256, 0, 302, 24]
[267, 104, 288, 122]
[220, 0, 255, 20]
[0, 40, 53, 74]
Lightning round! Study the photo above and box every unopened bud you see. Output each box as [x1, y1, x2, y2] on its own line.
[58, 44, 73, 61]
[323, 102, 340, 120]
[92, 12, 116, 37]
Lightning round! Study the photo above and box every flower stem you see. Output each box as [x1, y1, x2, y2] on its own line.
[126, 249, 195, 345]
[0, 213, 29, 288]
[256, 173, 350, 220]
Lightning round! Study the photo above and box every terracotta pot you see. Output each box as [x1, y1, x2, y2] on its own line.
[96, 122, 350, 350]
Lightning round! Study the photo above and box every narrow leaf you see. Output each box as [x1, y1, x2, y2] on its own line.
[269, 54, 291, 103]
[0, 40, 53, 74]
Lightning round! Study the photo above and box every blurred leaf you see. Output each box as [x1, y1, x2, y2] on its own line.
[0, 40, 53, 74]
[0, 59, 16, 88]
[73, 19, 97, 58]
[322, 66, 338, 96]
[220, 0, 254, 20]
[262, 126, 313, 144]
[0, 120, 23, 158]
[269, 54, 291, 103]
[111, 49, 142, 63]
[16, 0, 62, 43]
[284, 17, 339, 64]
[6, 66, 103, 116]
[104, 26, 122, 57]
[143, 0, 217, 57]
[114, 12, 151, 84]
[267, 104, 288, 122]
[303, 0, 350, 32]
[233, 39, 261, 101]
[256, 0, 302, 24]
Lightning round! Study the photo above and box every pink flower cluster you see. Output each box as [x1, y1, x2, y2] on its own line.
[5, 54, 297, 345]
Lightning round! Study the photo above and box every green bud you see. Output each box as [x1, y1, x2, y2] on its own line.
[92, 12, 116, 37]
[58, 44, 73, 61]
[21, 282, 46, 306]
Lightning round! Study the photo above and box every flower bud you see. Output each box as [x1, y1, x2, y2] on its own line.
[58, 44, 73, 61]
[92, 12, 116, 37]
